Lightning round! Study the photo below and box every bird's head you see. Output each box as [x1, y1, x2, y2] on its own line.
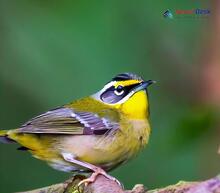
[92, 73, 155, 119]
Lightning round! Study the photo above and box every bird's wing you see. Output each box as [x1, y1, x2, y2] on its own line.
[18, 107, 119, 135]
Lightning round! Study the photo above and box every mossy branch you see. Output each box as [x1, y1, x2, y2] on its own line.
[18, 175, 220, 193]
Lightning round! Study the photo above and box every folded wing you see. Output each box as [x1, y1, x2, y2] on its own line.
[18, 107, 118, 135]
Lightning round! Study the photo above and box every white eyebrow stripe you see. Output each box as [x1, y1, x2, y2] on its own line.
[101, 81, 116, 92]
[92, 80, 145, 105]
[92, 81, 116, 101]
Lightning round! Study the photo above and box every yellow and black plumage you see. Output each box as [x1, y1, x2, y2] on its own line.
[0, 72, 155, 185]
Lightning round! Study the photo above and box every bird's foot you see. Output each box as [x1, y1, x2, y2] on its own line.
[78, 167, 122, 188]
[61, 153, 122, 188]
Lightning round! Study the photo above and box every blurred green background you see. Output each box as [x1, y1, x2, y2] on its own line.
[0, 1, 220, 192]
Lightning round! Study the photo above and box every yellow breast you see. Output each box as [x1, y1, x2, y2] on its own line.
[118, 90, 149, 120]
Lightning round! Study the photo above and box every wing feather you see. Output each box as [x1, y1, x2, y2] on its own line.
[18, 107, 118, 135]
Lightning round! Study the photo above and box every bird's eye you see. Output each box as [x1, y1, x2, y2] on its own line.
[114, 85, 124, 96]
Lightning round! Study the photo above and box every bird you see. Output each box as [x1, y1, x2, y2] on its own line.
[0, 72, 155, 186]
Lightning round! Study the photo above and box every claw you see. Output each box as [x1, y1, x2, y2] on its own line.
[77, 167, 122, 188]
[61, 153, 122, 189]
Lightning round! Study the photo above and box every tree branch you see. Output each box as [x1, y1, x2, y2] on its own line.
[18, 175, 220, 193]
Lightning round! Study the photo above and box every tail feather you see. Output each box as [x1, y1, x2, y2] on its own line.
[0, 130, 15, 144]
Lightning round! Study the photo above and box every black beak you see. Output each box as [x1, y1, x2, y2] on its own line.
[133, 80, 156, 93]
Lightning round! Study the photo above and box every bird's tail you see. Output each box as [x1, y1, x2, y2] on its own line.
[0, 130, 15, 143]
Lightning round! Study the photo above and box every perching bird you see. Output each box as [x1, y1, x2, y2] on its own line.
[0, 73, 155, 186]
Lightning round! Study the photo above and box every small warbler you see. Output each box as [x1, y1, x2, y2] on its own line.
[0, 73, 155, 185]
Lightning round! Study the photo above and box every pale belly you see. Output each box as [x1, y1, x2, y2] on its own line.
[48, 120, 150, 173]
[49, 134, 134, 172]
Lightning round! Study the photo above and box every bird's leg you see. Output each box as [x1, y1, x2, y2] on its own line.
[62, 153, 121, 187]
